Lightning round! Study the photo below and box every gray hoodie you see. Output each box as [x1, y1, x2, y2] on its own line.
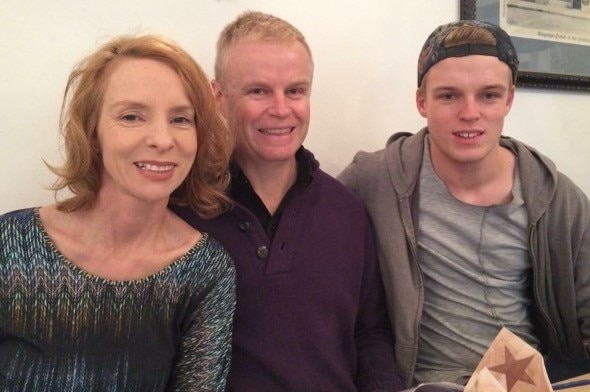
[338, 128, 590, 387]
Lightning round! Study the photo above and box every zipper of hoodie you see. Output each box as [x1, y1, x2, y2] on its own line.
[399, 193, 423, 385]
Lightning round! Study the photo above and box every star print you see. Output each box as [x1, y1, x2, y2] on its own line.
[488, 347, 536, 391]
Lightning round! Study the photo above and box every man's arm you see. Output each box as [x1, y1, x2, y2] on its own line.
[355, 213, 405, 391]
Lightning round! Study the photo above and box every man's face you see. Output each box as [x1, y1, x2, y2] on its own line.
[416, 55, 514, 169]
[213, 40, 313, 169]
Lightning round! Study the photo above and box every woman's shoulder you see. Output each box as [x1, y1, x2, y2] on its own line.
[0, 208, 47, 261]
[0, 207, 38, 233]
[180, 233, 235, 280]
[187, 234, 233, 267]
[1, 207, 36, 221]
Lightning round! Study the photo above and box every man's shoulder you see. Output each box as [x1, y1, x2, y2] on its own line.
[170, 204, 236, 234]
[311, 166, 367, 208]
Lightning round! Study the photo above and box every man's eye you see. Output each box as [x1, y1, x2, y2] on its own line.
[287, 87, 308, 98]
[250, 88, 265, 95]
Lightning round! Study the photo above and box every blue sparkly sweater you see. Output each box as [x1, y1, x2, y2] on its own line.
[0, 208, 235, 392]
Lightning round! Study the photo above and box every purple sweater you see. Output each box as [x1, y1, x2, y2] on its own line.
[173, 150, 403, 391]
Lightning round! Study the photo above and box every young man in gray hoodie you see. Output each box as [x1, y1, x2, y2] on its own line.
[339, 20, 590, 389]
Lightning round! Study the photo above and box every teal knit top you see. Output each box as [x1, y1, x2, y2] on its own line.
[0, 208, 235, 391]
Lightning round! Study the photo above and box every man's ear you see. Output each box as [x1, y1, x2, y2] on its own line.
[211, 79, 230, 123]
[416, 88, 427, 119]
[211, 79, 223, 103]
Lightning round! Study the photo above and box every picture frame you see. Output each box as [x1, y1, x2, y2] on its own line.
[460, 0, 590, 91]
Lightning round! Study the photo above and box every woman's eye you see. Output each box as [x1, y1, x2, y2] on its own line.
[172, 117, 191, 124]
[121, 114, 140, 121]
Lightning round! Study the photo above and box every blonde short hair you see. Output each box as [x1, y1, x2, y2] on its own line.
[214, 10, 313, 86]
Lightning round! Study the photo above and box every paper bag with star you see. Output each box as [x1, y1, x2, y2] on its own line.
[464, 327, 553, 392]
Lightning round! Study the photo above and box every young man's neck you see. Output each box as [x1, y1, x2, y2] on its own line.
[430, 146, 516, 207]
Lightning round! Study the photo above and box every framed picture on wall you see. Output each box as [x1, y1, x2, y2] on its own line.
[460, 0, 590, 91]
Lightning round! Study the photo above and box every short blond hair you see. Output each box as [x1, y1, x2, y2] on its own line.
[214, 11, 313, 86]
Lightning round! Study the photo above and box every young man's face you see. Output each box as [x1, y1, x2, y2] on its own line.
[213, 39, 313, 169]
[416, 55, 514, 169]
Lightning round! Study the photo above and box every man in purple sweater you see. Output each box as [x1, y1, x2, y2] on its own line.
[173, 10, 403, 392]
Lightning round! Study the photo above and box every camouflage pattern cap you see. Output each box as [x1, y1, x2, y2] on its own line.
[417, 20, 519, 87]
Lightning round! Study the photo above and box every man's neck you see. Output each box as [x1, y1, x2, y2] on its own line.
[237, 157, 298, 215]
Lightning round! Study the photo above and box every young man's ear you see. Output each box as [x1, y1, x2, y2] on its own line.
[416, 88, 427, 119]
[504, 84, 515, 115]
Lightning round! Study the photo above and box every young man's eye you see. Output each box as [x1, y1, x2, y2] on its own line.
[483, 92, 500, 100]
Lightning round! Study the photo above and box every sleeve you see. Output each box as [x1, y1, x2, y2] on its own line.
[355, 214, 406, 392]
[167, 251, 236, 392]
[575, 204, 590, 355]
[546, 174, 590, 361]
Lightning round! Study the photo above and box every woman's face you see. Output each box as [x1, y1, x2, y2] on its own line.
[96, 57, 197, 206]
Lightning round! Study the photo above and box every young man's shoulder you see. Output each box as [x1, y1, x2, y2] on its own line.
[337, 130, 426, 196]
[552, 171, 590, 213]
[349, 130, 425, 169]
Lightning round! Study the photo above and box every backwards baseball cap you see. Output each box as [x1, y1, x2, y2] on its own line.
[417, 20, 519, 87]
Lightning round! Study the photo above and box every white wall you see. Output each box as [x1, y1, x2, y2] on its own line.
[1, 0, 589, 213]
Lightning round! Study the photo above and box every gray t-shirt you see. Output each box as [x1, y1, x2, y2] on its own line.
[413, 138, 539, 385]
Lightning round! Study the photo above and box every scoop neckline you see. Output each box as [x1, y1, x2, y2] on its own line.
[33, 207, 207, 285]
